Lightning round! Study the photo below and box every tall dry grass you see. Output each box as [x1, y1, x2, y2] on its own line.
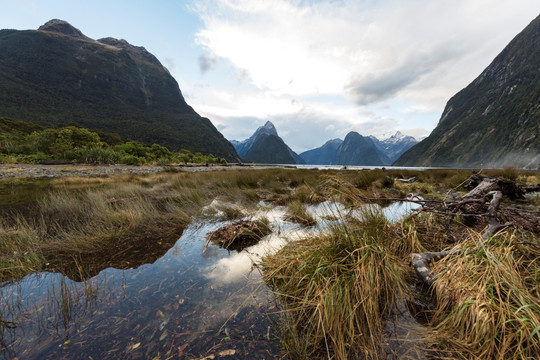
[262, 207, 406, 359]
[429, 231, 540, 359]
[0, 168, 331, 282]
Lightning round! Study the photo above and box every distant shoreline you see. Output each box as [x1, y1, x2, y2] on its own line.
[0, 163, 285, 179]
[1, 163, 535, 180]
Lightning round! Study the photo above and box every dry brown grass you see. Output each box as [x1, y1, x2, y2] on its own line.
[428, 231, 540, 359]
[262, 208, 406, 359]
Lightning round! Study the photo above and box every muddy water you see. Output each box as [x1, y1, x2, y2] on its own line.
[0, 201, 421, 359]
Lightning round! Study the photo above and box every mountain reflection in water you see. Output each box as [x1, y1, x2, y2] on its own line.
[0, 200, 420, 359]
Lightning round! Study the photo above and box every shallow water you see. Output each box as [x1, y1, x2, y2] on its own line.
[0, 200, 422, 359]
[0, 220, 286, 359]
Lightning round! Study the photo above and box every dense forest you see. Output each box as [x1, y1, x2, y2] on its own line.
[0, 117, 227, 165]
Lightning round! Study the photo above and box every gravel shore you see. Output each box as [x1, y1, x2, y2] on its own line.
[0, 163, 281, 179]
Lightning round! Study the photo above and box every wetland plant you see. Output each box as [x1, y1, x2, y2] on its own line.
[262, 208, 406, 359]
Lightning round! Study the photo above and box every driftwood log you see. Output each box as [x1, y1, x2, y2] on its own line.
[410, 175, 538, 286]
[396, 176, 417, 183]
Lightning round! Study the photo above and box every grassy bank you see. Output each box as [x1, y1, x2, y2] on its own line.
[262, 211, 406, 359]
[261, 169, 539, 359]
[0, 167, 337, 282]
[1, 167, 539, 359]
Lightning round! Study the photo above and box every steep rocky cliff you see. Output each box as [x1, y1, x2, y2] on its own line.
[395, 14, 540, 168]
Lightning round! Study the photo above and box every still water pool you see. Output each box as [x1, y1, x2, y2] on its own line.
[0, 201, 420, 359]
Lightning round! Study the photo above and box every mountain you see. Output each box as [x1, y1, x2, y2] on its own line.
[299, 138, 343, 164]
[395, 14, 540, 168]
[231, 121, 278, 157]
[299, 131, 417, 165]
[230, 121, 305, 164]
[369, 131, 418, 164]
[0, 19, 238, 161]
[334, 132, 383, 166]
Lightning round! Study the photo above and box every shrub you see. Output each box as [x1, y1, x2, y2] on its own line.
[120, 154, 145, 165]
[68, 147, 122, 164]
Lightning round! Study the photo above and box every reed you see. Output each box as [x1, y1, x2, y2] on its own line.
[0, 168, 329, 282]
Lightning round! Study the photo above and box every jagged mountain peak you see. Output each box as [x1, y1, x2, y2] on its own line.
[326, 138, 343, 145]
[334, 131, 382, 166]
[257, 121, 278, 136]
[38, 19, 87, 39]
[263, 120, 276, 130]
[384, 131, 417, 144]
[229, 121, 303, 164]
[300, 131, 417, 165]
[344, 131, 364, 140]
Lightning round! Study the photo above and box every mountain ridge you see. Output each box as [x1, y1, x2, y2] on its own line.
[299, 131, 417, 165]
[0, 19, 239, 161]
[394, 14, 540, 168]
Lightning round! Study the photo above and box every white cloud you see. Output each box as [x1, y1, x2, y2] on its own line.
[188, 0, 540, 151]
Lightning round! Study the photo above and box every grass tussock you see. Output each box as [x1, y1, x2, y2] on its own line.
[207, 218, 271, 251]
[286, 200, 317, 227]
[262, 209, 406, 359]
[429, 231, 540, 359]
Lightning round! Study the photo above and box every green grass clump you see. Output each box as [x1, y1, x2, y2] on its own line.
[262, 209, 405, 359]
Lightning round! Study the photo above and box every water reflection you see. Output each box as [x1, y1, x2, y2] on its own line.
[1, 220, 282, 359]
[382, 201, 421, 222]
[0, 199, 421, 359]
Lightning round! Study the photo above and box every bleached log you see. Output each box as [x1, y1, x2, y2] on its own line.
[396, 177, 417, 183]
[410, 250, 461, 286]
[464, 176, 526, 200]
[480, 190, 512, 242]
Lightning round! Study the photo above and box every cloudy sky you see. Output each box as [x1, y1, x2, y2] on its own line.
[1, 0, 539, 152]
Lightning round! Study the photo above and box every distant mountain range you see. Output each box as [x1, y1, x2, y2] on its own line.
[230, 121, 305, 164]
[395, 14, 540, 168]
[0, 19, 239, 161]
[299, 131, 417, 166]
[231, 122, 417, 166]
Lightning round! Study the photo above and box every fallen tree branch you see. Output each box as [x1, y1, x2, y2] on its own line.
[422, 209, 488, 217]
[396, 177, 417, 183]
[481, 190, 512, 242]
[409, 179, 526, 286]
[464, 175, 526, 199]
[410, 250, 461, 286]
[523, 184, 540, 193]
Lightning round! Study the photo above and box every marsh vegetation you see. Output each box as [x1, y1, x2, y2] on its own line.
[0, 167, 538, 359]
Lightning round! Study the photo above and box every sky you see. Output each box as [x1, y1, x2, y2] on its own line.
[1, 0, 539, 153]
